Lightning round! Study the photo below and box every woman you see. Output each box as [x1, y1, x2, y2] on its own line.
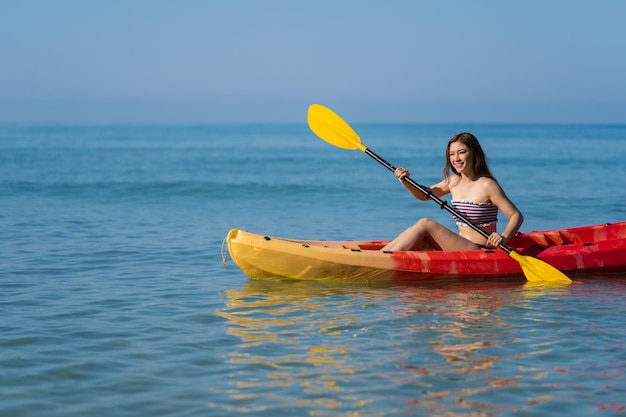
[381, 132, 523, 252]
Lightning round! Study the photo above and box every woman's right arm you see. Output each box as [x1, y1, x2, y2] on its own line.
[393, 168, 449, 201]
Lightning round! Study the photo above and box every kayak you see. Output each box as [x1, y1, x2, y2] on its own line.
[225, 221, 626, 282]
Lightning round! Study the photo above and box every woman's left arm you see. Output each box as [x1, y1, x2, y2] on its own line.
[487, 181, 524, 245]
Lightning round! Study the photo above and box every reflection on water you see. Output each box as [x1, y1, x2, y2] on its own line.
[214, 278, 623, 416]
[215, 280, 387, 413]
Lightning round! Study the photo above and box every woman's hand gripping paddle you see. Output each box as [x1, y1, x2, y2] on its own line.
[307, 103, 572, 284]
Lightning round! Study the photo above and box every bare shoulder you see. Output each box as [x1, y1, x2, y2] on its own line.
[432, 176, 458, 196]
[480, 176, 503, 192]
[441, 176, 460, 190]
[480, 177, 513, 204]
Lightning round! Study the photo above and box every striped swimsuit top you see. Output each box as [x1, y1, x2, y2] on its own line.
[451, 200, 498, 227]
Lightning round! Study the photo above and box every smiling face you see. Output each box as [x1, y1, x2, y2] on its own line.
[448, 141, 474, 176]
[443, 132, 493, 181]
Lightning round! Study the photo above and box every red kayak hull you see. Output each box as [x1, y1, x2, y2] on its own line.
[226, 221, 626, 282]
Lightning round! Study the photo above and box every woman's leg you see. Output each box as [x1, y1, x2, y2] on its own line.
[381, 218, 480, 252]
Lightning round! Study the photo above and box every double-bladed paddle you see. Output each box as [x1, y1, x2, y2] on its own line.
[307, 103, 572, 284]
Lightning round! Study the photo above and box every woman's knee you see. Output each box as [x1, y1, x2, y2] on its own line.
[414, 217, 437, 230]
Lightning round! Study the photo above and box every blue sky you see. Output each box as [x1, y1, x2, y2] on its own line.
[1, 0, 625, 123]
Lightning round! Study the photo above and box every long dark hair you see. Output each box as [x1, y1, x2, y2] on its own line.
[443, 132, 495, 182]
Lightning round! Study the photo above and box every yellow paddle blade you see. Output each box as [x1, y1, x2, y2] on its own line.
[509, 250, 572, 284]
[307, 104, 367, 152]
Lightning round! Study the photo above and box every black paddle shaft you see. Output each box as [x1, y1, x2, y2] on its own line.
[364, 148, 513, 254]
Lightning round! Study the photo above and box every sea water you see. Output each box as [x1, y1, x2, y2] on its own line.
[2, 122, 626, 416]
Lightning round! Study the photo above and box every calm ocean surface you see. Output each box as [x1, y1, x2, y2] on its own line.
[2, 122, 626, 416]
